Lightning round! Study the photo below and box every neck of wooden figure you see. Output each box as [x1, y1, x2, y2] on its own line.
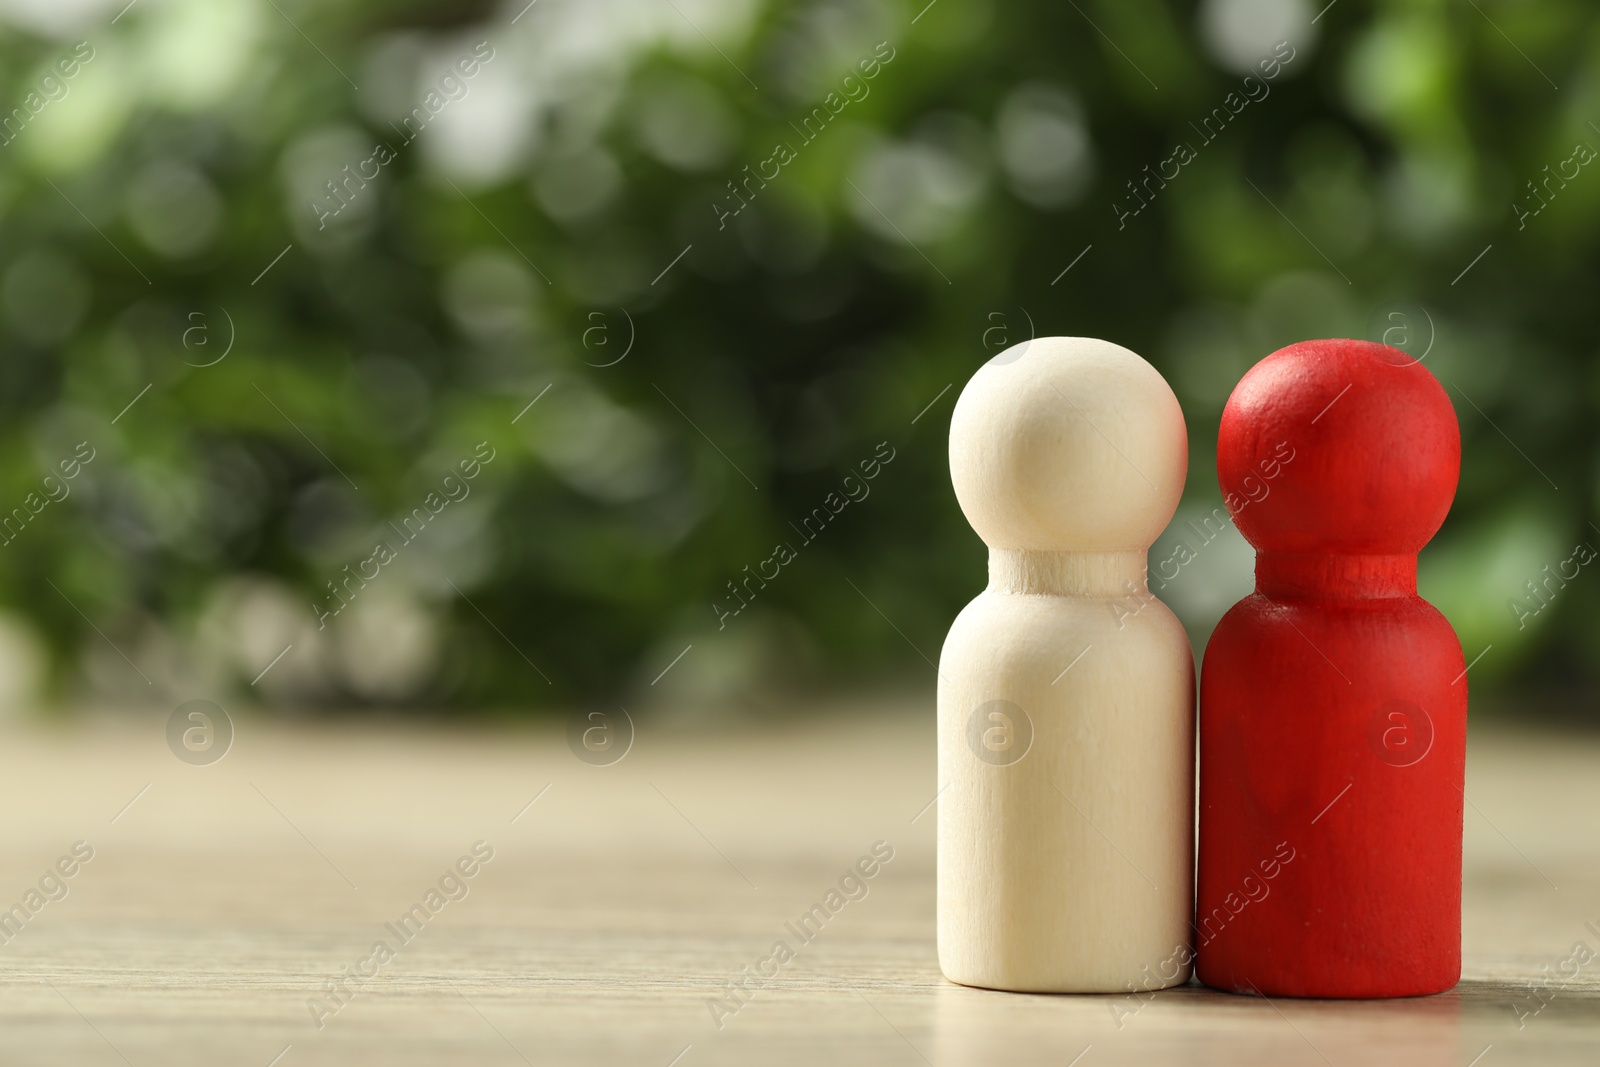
[1255, 551, 1417, 600]
[987, 549, 1149, 598]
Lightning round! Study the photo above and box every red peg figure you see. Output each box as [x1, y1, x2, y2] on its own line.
[1196, 338, 1464, 998]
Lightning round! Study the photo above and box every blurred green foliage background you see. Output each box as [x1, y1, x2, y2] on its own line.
[0, 0, 1595, 717]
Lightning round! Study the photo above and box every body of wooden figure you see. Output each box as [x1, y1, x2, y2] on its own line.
[1197, 338, 1465, 998]
[938, 336, 1194, 993]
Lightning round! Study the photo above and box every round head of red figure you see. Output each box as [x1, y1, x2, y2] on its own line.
[1217, 338, 1460, 559]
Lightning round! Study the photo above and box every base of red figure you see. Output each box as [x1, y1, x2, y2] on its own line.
[1196, 594, 1465, 1000]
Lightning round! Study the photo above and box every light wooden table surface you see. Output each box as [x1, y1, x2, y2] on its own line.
[0, 703, 1595, 1065]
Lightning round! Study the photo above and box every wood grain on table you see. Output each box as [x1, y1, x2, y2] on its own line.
[0, 705, 1595, 1065]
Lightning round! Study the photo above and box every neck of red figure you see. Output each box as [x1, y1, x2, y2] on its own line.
[1255, 551, 1417, 600]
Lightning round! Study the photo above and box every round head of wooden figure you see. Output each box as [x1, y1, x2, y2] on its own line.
[949, 336, 1187, 557]
[1217, 338, 1460, 598]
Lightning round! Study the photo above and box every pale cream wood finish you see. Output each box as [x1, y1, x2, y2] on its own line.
[939, 337, 1194, 992]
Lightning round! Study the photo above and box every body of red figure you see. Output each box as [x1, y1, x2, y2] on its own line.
[1196, 339, 1465, 998]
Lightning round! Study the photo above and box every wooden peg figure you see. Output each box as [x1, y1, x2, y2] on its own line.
[1197, 338, 1465, 998]
[939, 336, 1194, 992]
